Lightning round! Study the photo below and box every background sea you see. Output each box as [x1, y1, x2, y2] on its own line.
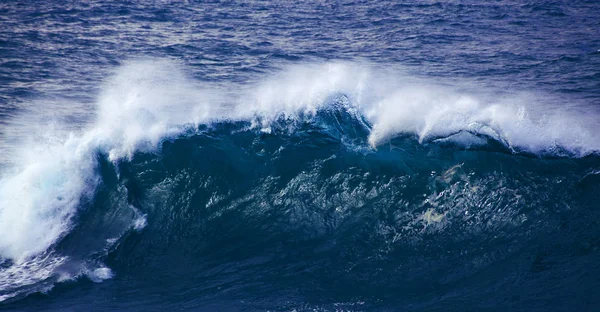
[1, 1, 599, 311]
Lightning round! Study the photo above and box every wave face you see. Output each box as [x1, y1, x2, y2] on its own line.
[1, 61, 600, 310]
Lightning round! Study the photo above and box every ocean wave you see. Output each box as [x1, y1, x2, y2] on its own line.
[1, 59, 599, 302]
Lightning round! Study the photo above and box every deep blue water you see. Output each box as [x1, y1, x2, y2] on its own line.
[1, 1, 600, 311]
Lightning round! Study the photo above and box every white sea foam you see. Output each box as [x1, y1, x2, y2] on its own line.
[0, 137, 98, 262]
[0, 60, 216, 297]
[88, 266, 113, 283]
[0, 253, 67, 298]
[0, 59, 598, 299]
[240, 61, 599, 155]
[131, 206, 148, 231]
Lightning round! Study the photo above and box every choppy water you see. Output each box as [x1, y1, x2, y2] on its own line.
[1, 1, 599, 311]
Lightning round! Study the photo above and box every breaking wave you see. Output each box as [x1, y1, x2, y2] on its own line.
[1, 60, 599, 303]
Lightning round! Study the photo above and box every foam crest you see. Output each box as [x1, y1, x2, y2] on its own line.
[243, 62, 600, 156]
[0, 60, 213, 297]
[241, 62, 370, 122]
[367, 88, 598, 155]
[89, 60, 220, 161]
[0, 136, 97, 262]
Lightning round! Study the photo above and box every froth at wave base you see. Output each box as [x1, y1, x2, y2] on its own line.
[0, 59, 598, 301]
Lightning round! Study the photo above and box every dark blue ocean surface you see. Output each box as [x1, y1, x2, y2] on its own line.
[1, 1, 599, 311]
